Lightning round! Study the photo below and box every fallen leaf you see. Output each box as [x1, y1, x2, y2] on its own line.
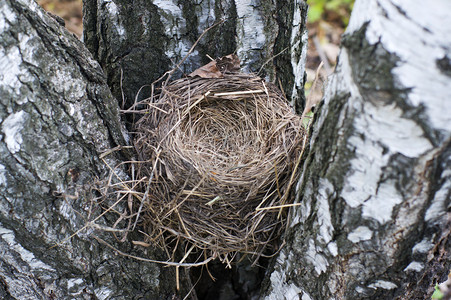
[189, 54, 241, 78]
[189, 60, 223, 78]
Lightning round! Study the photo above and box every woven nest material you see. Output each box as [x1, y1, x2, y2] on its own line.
[134, 73, 305, 261]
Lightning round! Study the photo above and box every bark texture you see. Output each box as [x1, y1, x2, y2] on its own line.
[0, 0, 179, 298]
[82, 0, 308, 113]
[264, 0, 451, 299]
[2, 0, 449, 299]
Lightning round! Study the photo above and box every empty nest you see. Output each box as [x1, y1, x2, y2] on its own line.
[134, 73, 305, 262]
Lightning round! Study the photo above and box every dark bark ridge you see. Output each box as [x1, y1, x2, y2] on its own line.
[0, 0, 178, 298]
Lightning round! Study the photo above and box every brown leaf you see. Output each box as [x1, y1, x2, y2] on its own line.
[189, 54, 241, 78]
[302, 61, 325, 119]
[189, 60, 223, 78]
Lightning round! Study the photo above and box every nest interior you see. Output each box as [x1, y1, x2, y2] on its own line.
[134, 73, 305, 261]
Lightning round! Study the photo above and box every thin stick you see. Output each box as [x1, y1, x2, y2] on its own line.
[257, 46, 289, 75]
[93, 235, 215, 267]
[213, 90, 264, 97]
[277, 150, 303, 218]
[49, 191, 129, 249]
[99, 145, 133, 159]
[255, 202, 303, 211]
[183, 266, 202, 300]
[133, 149, 162, 230]
[120, 68, 125, 109]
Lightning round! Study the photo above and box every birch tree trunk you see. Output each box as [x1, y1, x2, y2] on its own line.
[264, 1, 451, 299]
[1, 0, 309, 298]
[1, 0, 450, 299]
[0, 0, 179, 298]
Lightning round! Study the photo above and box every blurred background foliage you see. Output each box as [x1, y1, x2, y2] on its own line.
[433, 284, 444, 299]
[38, 0, 83, 37]
[308, 0, 354, 25]
[304, 0, 354, 108]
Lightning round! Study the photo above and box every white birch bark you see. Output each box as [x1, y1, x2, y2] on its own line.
[1, 0, 310, 298]
[264, 0, 451, 299]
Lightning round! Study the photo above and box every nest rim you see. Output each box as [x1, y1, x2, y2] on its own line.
[134, 73, 306, 262]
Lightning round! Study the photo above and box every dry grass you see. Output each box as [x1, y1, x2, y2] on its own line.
[132, 73, 306, 264]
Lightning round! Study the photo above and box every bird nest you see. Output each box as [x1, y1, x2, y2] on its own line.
[134, 71, 305, 263]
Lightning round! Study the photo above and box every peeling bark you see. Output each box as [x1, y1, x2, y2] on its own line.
[264, 1, 451, 299]
[0, 0, 179, 298]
